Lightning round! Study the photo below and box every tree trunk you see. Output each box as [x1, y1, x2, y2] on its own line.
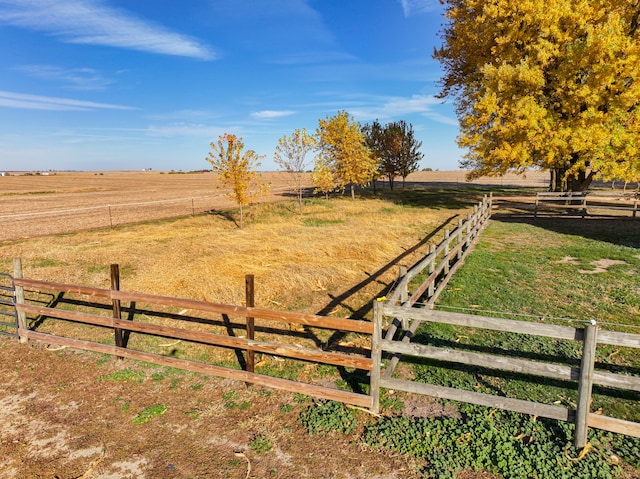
[387, 174, 394, 190]
[350, 183, 355, 200]
[566, 170, 594, 192]
[239, 205, 243, 229]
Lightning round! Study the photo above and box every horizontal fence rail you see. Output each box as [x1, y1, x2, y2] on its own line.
[534, 192, 640, 218]
[11, 268, 374, 409]
[372, 301, 640, 447]
[0, 272, 17, 338]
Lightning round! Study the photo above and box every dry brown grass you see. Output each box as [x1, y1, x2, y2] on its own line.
[0, 195, 464, 317]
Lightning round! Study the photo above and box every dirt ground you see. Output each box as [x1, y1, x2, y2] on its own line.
[0, 338, 432, 479]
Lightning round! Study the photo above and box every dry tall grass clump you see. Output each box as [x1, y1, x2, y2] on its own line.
[0, 195, 469, 318]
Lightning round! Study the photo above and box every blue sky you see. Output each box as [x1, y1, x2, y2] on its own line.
[0, 0, 464, 172]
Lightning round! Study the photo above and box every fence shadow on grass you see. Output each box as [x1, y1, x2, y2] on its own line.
[315, 214, 460, 325]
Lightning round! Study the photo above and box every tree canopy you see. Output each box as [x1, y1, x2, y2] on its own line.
[206, 134, 268, 228]
[435, 0, 640, 191]
[274, 128, 317, 212]
[316, 111, 379, 199]
[363, 119, 423, 189]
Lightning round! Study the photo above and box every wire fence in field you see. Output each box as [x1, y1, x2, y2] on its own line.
[0, 186, 294, 241]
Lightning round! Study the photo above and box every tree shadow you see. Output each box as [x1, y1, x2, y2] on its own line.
[207, 209, 239, 228]
[491, 214, 640, 248]
[359, 183, 534, 211]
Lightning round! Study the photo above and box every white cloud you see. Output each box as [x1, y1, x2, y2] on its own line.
[349, 94, 439, 119]
[0, 90, 136, 111]
[250, 110, 295, 120]
[398, 0, 440, 17]
[0, 0, 215, 59]
[13, 64, 114, 90]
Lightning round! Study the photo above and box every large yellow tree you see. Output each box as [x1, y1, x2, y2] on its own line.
[435, 0, 640, 191]
[206, 134, 267, 228]
[316, 111, 379, 199]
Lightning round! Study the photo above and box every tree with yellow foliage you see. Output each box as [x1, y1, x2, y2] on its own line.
[206, 134, 268, 228]
[311, 157, 337, 200]
[435, 0, 640, 191]
[316, 111, 379, 199]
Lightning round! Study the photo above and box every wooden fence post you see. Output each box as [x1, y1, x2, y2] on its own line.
[457, 219, 463, 261]
[13, 258, 28, 344]
[107, 205, 113, 228]
[427, 244, 436, 299]
[575, 321, 598, 448]
[398, 265, 408, 330]
[245, 274, 255, 374]
[443, 229, 450, 275]
[111, 264, 124, 357]
[370, 300, 383, 414]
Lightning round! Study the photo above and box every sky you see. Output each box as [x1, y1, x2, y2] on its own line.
[0, 0, 465, 172]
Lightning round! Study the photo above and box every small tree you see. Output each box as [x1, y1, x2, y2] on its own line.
[361, 119, 386, 191]
[274, 128, 317, 212]
[390, 120, 423, 188]
[311, 158, 336, 200]
[316, 111, 379, 199]
[362, 120, 424, 189]
[206, 133, 267, 228]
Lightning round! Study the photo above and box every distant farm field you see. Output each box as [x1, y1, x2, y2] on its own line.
[0, 169, 549, 241]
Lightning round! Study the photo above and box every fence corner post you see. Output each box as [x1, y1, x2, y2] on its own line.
[574, 321, 598, 449]
[13, 258, 28, 343]
[370, 300, 383, 415]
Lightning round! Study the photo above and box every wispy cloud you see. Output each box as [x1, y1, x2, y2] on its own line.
[250, 110, 295, 120]
[13, 64, 114, 90]
[145, 123, 230, 138]
[0, 0, 215, 59]
[346, 93, 438, 119]
[398, 0, 440, 17]
[0, 90, 136, 111]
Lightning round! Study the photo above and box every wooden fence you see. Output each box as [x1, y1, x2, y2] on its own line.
[3, 194, 640, 448]
[532, 192, 639, 218]
[381, 194, 492, 375]
[9, 259, 376, 409]
[371, 302, 640, 448]
[489, 191, 640, 219]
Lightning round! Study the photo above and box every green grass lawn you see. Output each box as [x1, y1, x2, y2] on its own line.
[414, 216, 640, 422]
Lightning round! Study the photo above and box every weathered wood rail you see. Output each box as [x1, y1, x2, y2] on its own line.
[372, 302, 640, 447]
[534, 191, 640, 218]
[10, 265, 375, 409]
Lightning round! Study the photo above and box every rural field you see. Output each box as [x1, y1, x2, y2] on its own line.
[1, 169, 638, 479]
[0, 169, 548, 241]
